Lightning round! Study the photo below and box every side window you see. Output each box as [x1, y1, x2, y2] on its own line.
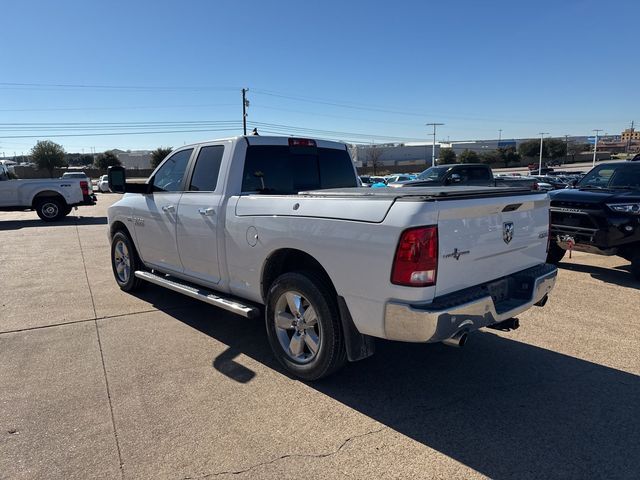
[468, 167, 491, 182]
[189, 145, 224, 192]
[241, 146, 319, 194]
[152, 149, 193, 192]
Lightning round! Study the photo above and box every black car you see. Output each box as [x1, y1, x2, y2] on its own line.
[547, 162, 640, 279]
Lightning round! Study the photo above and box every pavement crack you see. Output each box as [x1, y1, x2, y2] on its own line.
[94, 320, 126, 480]
[75, 221, 97, 319]
[181, 426, 387, 479]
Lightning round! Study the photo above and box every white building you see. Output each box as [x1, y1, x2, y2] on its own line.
[113, 150, 153, 169]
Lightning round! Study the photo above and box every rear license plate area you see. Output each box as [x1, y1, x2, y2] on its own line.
[487, 278, 510, 304]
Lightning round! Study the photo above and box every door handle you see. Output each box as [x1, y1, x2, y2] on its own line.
[198, 207, 215, 216]
[162, 205, 176, 213]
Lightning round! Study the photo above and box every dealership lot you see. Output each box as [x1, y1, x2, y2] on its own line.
[1, 194, 638, 480]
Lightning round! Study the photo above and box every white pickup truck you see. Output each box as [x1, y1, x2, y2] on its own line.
[0, 163, 96, 221]
[107, 136, 557, 380]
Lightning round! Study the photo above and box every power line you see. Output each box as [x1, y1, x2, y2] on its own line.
[0, 82, 239, 91]
[0, 103, 236, 113]
[248, 121, 424, 142]
[0, 127, 241, 139]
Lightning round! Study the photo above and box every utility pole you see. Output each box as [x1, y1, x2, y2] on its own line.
[592, 129, 602, 167]
[498, 129, 502, 146]
[242, 88, 249, 135]
[538, 132, 548, 175]
[564, 135, 570, 164]
[426, 123, 444, 167]
[625, 120, 634, 154]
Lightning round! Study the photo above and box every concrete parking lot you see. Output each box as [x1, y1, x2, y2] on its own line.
[1, 194, 639, 480]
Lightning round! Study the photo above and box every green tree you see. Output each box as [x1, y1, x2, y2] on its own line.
[151, 147, 173, 168]
[438, 148, 457, 164]
[30, 140, 67, 177]
[567, 142, 590, 162]
[518, 139, 544, 159]
[497, 146, 521, 167]
[459, 149, 480, 163]
[546, 138, 566, 160]
[479, 150, 501, 166]
[95, 151, 121, 169]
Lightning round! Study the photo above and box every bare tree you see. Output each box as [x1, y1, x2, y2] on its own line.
[366, 145, 385, 175]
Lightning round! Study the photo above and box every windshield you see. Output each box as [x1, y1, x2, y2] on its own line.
[578, 164, 640, 189]
[417, 166, 449, 181]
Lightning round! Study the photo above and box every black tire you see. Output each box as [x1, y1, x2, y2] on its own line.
[61, 205, 73, 217]
[546, 241, 566, 265]
[265, 271, 347, 381]
[631, 255, 640, 281]
[35, 197, 66, 222]
[110, 231, 144, 292]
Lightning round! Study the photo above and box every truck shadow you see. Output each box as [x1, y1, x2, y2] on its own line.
[0, 216, 107, 230]
[558, 261, 639, 290]
[141, 294, 639, 480]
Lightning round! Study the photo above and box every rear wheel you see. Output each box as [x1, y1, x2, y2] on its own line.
[546, 241, 566, 265]
[111, 231, 144, 292]
[631, 254, 640, 281]
[35, 197, 66, 222]
[265, 271, 347, 380]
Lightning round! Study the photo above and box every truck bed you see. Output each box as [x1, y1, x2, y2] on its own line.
[299, 185, 537, 200]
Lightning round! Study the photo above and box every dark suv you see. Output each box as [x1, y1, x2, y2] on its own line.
[547, 162, 640, 279]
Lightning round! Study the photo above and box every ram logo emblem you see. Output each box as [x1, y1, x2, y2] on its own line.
[503, 221, 514, 244]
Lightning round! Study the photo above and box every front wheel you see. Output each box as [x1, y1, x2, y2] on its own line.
[265, 272, 347, 381]
[110, 231, 144, 292]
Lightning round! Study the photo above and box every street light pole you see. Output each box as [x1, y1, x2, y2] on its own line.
[426, 123, 444, 167]
[564, 134, 570, 164]
[498, 129, 502, 146]
[592, 129, 602, 167]
[538, 132, 548, 175]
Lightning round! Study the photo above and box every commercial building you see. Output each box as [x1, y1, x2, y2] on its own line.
[621, 127, 640, 142]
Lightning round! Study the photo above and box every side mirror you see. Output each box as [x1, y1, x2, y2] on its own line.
[449, 173, 462, 184]
[108, 166, 126, 193]
[108, 166, 152, 194]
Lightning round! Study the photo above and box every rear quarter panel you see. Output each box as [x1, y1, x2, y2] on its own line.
[225, 196, 440, 338]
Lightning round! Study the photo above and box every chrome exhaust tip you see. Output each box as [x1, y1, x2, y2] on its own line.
[442, 331, 468, 348]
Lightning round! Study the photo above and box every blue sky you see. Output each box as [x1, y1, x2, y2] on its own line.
[1, 0, 638, 154]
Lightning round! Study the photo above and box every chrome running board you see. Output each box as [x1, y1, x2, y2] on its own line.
[134, 270, 259, 319]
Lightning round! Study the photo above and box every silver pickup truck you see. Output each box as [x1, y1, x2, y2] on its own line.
[107, 136, 557, 380]
[0, 164, 96, 221]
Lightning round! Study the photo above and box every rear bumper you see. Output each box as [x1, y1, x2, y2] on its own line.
[384, 263, 557, 342]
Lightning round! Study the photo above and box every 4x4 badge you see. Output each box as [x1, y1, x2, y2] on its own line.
[443, 248, 470, 260]
[503, 221, 514, 244]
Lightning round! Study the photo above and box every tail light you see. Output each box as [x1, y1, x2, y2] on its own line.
[532, 181, 539, 191]
[391, 226, 438, 287]
[288, 138, 316, 148]
[80, 180, 89, 196]
[547, 209, 552, 252]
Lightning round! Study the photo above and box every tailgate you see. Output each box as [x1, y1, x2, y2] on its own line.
[435, 193, 549, 296]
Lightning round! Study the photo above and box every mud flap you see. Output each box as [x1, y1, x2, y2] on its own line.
[337, 296, 375, 362]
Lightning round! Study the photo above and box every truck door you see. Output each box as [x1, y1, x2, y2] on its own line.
[175, 144, 226, 285]
[133, 148, 193, 273]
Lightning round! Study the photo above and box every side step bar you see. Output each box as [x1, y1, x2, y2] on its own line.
[134, 271, 260, 319]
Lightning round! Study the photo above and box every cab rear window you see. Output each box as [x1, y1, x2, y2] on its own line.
[241, 145, 356, 194]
